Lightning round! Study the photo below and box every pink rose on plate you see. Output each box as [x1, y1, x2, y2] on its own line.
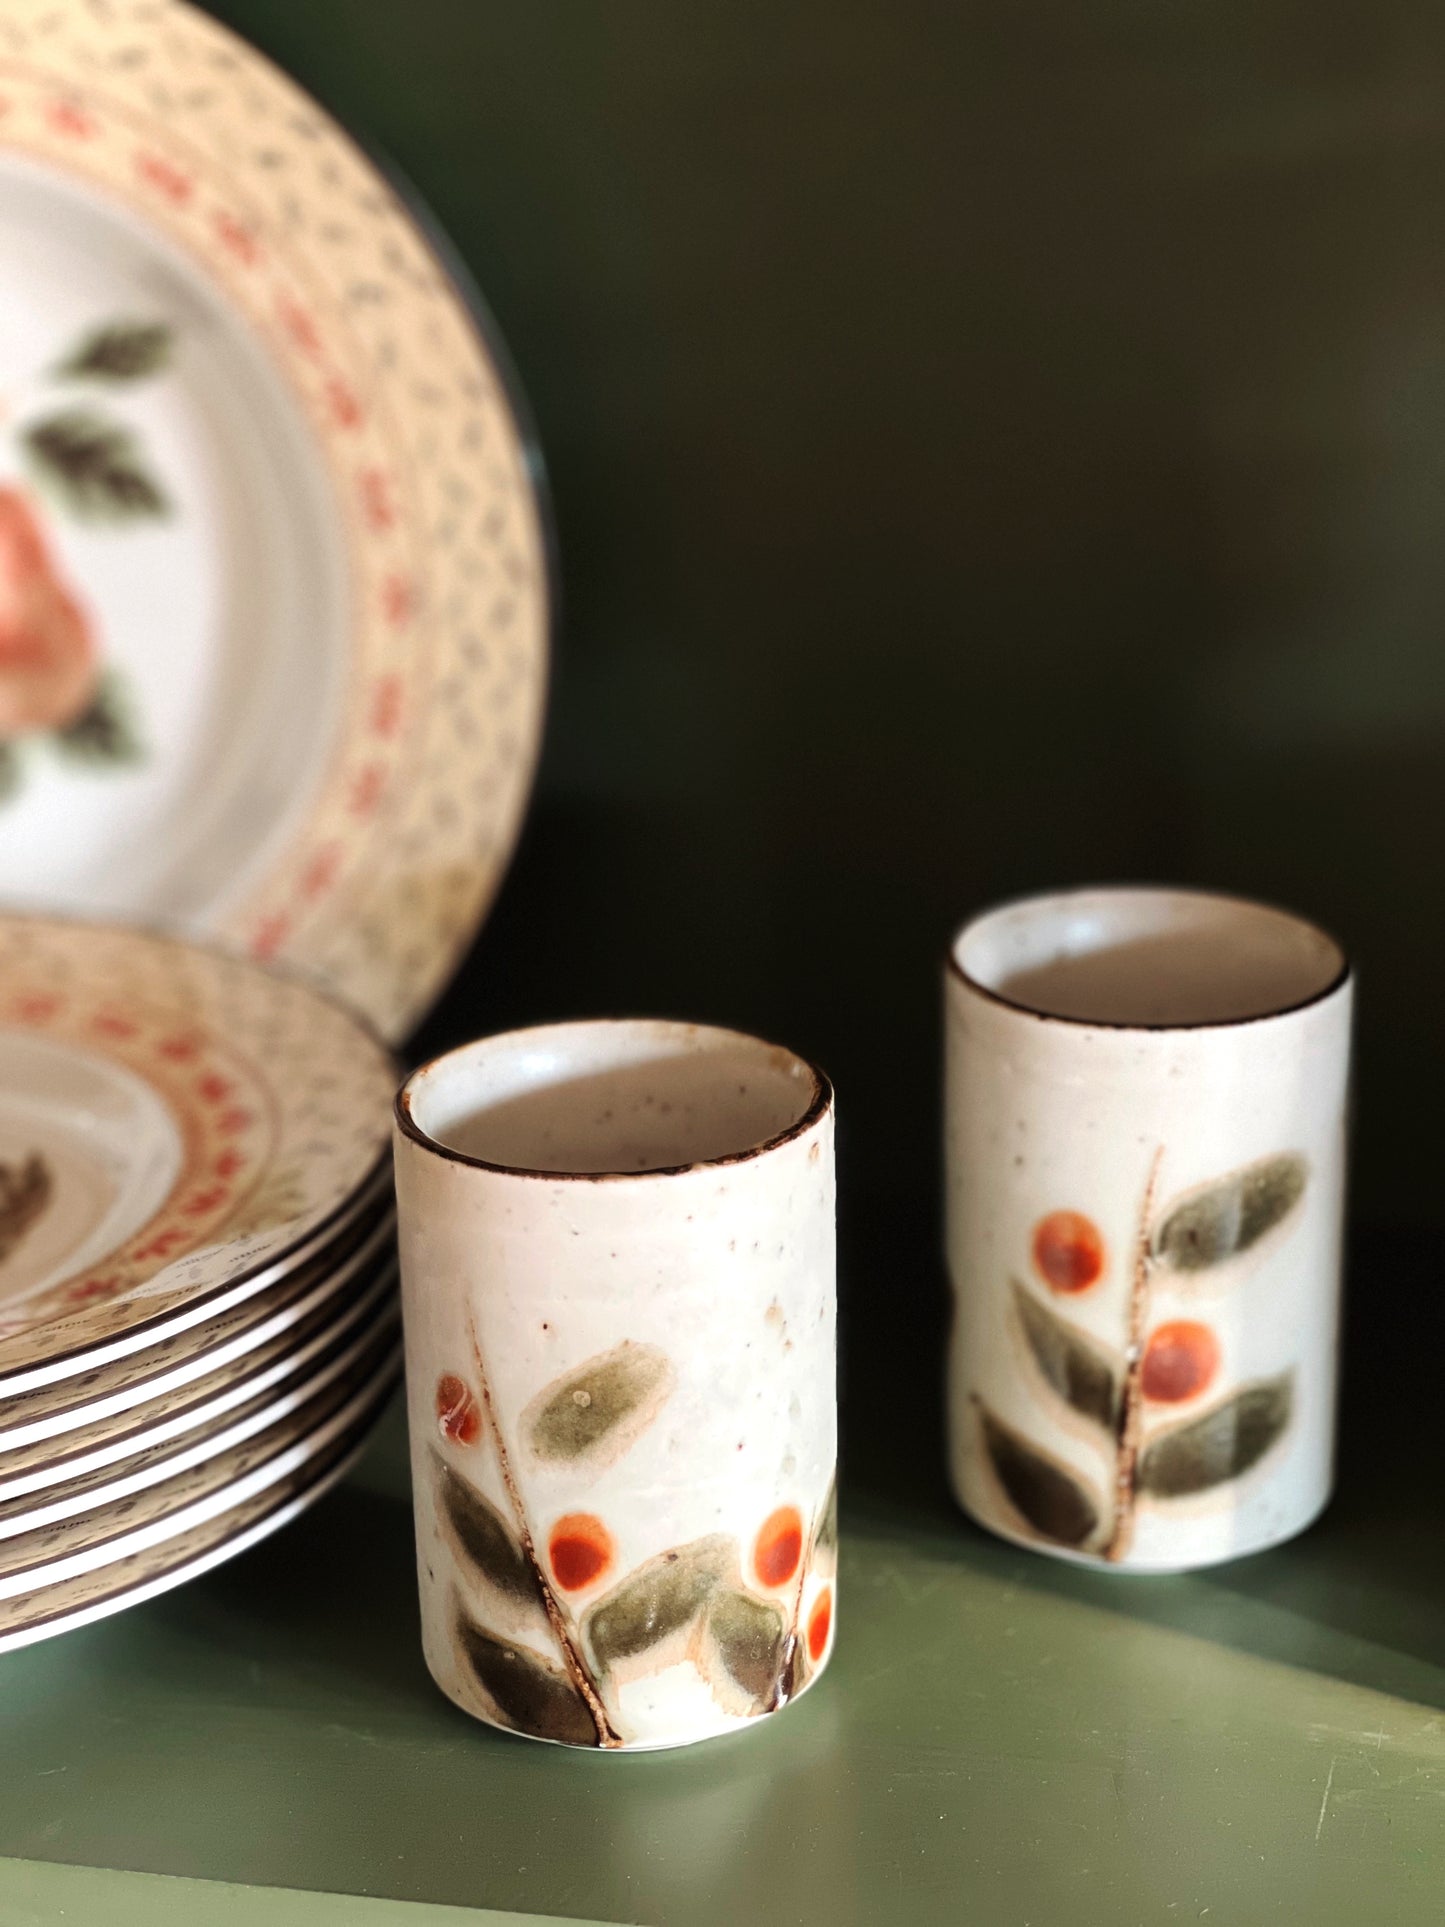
[0, 487, 98, 736]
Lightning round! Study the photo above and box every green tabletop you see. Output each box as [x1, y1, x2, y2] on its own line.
[1, 1317, 1440, 1927]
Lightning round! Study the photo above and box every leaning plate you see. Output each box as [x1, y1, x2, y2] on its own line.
[0, 0, 549, 1040]
[0, 914, 394, 1380]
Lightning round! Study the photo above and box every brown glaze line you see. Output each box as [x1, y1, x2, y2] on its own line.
[397, 1054, 833, 1184]
[466, 1318, 621, 1748]
[944, 884, 1351, 1034]
[1104, 1146, 1164, 1563]
[768, 1496, 818, 1712]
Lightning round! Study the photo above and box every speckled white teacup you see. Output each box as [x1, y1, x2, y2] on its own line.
[945, 887, 1353, 1573]
[394, 1019, 837, 1750]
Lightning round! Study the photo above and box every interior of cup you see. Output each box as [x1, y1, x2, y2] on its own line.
[953, 888, 1347, 1028]
[401, 1020, 824, 1175]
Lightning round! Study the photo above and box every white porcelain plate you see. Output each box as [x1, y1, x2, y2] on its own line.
[0, 913, 395, 1378]
[0, 0, 549, 1041]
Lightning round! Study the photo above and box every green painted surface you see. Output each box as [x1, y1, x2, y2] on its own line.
[1, 1385, 1442, 1924]
[0, 1857, 599, 1926]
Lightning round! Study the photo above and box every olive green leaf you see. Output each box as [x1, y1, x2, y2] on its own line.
[1137, 1373, 1294, 1499]
[51, 672, 143, 766]
[699, 1588, 788, 1711]
[583, 1534, 734, 1674]
[1011, 1280, 1121, 1431]
[977, 1405, 1102, 1548]
[0, 742, 20, 806]
[454, 1611, 597, 1746]
[813, 1474, 838, 1559]
[1152, 1155, 1308, 1272]
[24, 409, 168, 522]
[432, 1453, 542, 1612]
[56, 319, 173, 382]
[0, 1154, 50, 1267]
[523, 1340, 674, 1468]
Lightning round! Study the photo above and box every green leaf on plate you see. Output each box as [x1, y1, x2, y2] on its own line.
[454, 1611, 597, 1746]
[523, 1340, 674, 1468]
[700, 1588, 787, 1710]
[1138, 1373, 1294, 1498]
[583, 1534, 733, 1674]
[51, 672, 143, 766]
[0, 742, 20, 805]
[1152, 1155, 1308, 1272]
[0, 1153, 51, 1267]
[978, 1405, 1102, 1548]
[432, 1453, 542, 1611]
[1011, 1279, 1121, 1431]
[24, 409, 169, 523]
[56, 320, 173, 383]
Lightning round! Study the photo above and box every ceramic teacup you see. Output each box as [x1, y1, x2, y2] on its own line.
[393, 1019, 837, 1750]
[944, 887, 1352, 1572]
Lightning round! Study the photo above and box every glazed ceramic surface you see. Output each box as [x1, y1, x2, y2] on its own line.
[0, 0, 549, 1041]
[945, 888, 1353, 1573]
[394, 1020, 838, 1752]
[0, 914, 394, 1380]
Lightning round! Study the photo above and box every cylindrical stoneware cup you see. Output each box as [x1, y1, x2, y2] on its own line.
[394, 1019, 837, 1750]
[944, 887, 1352, 1573]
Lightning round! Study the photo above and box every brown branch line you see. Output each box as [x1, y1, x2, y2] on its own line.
[1103, 1146, 1164, 1563]
[767, 1497, 819, 1712]
[467, 1318, 622, 1748]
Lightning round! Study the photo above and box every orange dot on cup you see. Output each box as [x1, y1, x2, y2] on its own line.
[1141, 1321, 1220, 1403]
[548, 1513, 614, 1591]
[1031, 1210, 1105, 1293]
[807, 1587, 833, 1663]
[754, 1505, 804, 1588]
[435, 1373, 481, 1446]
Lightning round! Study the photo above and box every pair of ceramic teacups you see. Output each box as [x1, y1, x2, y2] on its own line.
[392, 885, 1352, 1751]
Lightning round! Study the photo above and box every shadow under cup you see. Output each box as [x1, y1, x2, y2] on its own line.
[393, 1019, 838, 1751]
[944, 888, 1353, 1574]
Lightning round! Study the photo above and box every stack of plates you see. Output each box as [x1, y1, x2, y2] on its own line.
[0, 914, 400, 1652]
[0, 0, 553, 1643]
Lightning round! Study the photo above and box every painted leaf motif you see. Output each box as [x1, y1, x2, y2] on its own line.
[1011, 1279, 1121, 1430]
[432, 1453, 542, 1611]
[24, 410, 169, 522]
[1137, 1373, 1294, 1498]
[814, 1474, 838, 1556]
[51, 673, 143, 765]
[523, 1340, 674, 1467]
[583, 1534, 733, 1674]
[1152, 1155, 1308, 1272]
[454, 1611, 597, 1746]
[978, 1405, 1102, 1548]
[57, 320, 172, 382]
[701, 1588, 787, 1709]
[0, 1154, 50, 1266]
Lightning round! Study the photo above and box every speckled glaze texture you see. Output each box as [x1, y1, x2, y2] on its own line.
[393, 1021, 837, 1751]
[945, 889, 1354, 1574]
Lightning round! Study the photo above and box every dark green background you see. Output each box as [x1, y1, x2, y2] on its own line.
[211, 0, 1445, 1493]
